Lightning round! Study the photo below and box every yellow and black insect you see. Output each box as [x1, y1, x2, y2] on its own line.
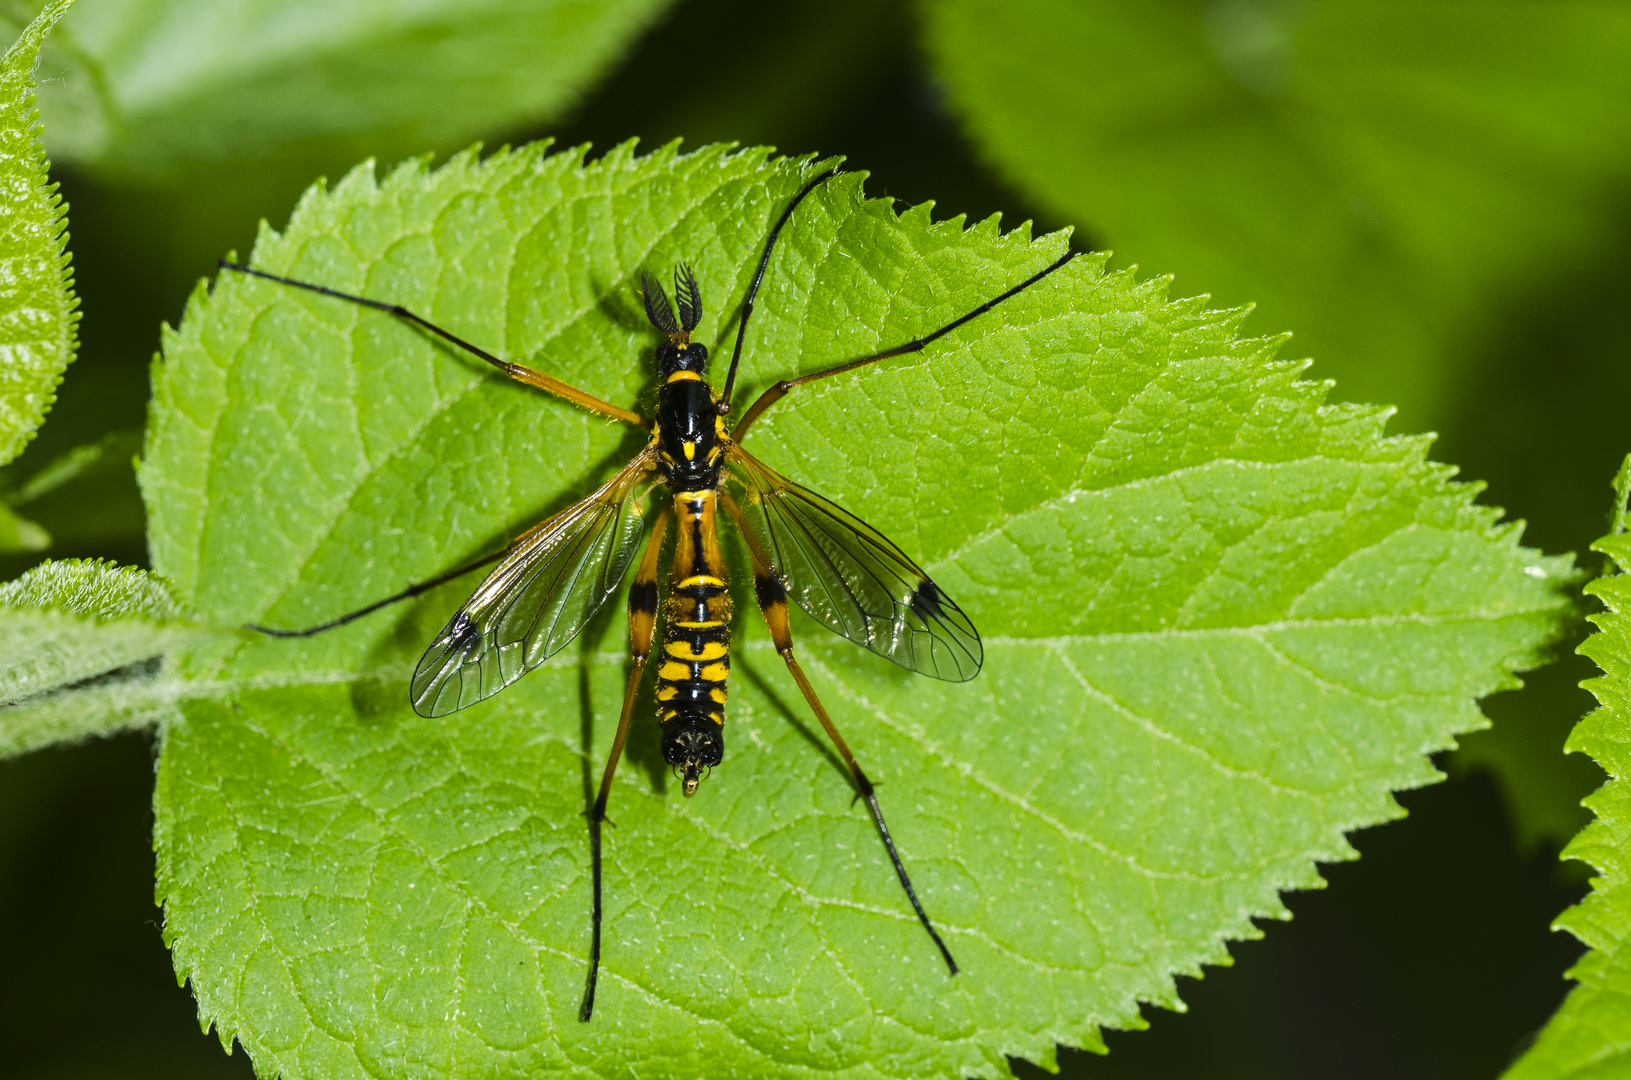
[230, 168, 1076, 1020]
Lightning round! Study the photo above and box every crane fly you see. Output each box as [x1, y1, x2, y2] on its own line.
[226, 167, 1078, 1020]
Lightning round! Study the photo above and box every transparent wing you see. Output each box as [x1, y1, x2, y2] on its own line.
[411, 450, 659, 717]
[725, 446, 982, 681]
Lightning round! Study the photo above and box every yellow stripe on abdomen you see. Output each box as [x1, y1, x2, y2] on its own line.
[665, 640, 728, 662]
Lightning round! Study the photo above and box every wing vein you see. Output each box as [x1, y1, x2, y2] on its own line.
[409, 449, 659, 716]
[724, 446, 982, 681]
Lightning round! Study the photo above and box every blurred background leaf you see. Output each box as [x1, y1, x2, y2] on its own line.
[0, 0, 1623, 1077]
[0, 502, 49, 550]
[23, 0, 676, 177]
[920, 0, 1631, 432]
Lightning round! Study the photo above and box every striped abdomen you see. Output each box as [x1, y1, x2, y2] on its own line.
[657, 489, 731, 792]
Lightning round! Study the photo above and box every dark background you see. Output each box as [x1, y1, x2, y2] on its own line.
[3, 0, 1620, 1076]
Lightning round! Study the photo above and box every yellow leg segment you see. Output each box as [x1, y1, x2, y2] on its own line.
[217, 260, 645, 426]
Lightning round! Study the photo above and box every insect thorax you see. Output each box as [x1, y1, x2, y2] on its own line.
[653, 342, 728, 492]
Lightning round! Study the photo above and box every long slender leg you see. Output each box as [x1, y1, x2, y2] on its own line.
[219, 261, 646, 426]
[721, 495, 958, 975]
[730, 249, 1080, 442]
[246, 549, 505, 637]
[581, 507, 671, 1022]
[718, 167, 841, 410]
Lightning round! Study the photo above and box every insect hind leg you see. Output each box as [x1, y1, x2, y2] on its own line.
[724, 496, 958, 974]
[581, 506, 672, 1023]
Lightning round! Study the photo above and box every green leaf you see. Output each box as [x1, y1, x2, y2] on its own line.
[0, 0, 76, 467]
[0, 500, 49, 552]
[0, 428, 149, 565]
[0, 558, 219, 757]
[919, 0, 1631, 428]
[2, 426, 141, 506]
[1505, 457, 1631, 1079]
[16, 0, 675, 178]
[0, 427, 144, 554]
[141, 142, 1574, 1078]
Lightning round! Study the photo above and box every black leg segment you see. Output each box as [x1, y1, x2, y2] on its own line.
[246, 550, 505, 638]
[731, 248, 1080, 441]
[718, 167, 841, 410]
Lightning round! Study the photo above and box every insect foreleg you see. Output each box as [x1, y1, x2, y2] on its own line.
[718, 166, 841, 410]
[729, 249, 1080, 442]
[219, 260, 646, 426]
[720, 495, 959, 975]
[581, 505, 671, 1023]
